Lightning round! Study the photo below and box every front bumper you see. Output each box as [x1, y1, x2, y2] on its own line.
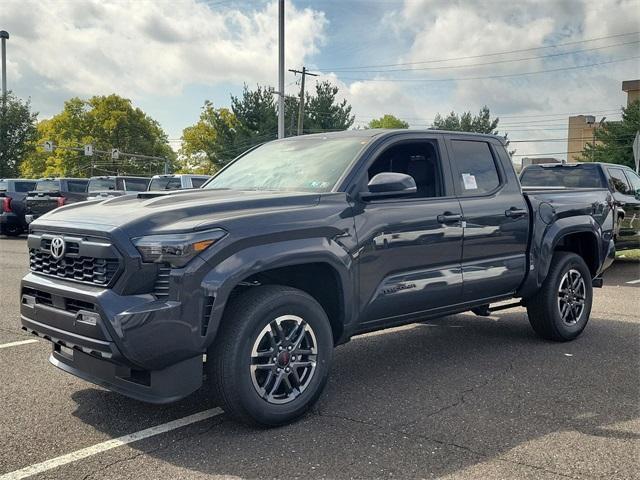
[20, 272, 203, 403]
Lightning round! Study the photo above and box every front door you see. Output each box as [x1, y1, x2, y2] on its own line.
[352, 137, 464, 330]
[445, 136, 530, 302]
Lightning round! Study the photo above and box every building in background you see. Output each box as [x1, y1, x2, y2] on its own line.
[567, 115, 605, 163]
[622, 79, 639, 106]
[567, 79, 639, 163]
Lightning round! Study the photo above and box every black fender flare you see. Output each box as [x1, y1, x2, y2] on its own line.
[200, 237, 354, 347]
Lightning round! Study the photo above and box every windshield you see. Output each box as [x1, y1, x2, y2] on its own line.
[88, 178, 116, 192]
[149, 177, 182, 191]
[36, 180, 61, 192]
[205, 136, 367, 192]
[520, 165, 606, 188]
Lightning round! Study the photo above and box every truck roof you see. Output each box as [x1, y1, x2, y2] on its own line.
[289, 129, 507, 144]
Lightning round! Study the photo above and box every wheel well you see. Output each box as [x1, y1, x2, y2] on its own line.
[230, 263, 344, 343]
[555, 232, 599, 276]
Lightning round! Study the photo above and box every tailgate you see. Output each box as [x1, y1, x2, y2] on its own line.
[26, 192, 61, 215]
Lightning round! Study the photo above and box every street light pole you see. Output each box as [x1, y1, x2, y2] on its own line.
[277, 0, 285, 139]
[0, 30, 8, 101]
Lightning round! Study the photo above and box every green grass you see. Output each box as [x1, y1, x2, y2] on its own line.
[616, 249, 640, 261]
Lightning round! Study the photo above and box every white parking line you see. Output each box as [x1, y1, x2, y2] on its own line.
[626, 279, 640, 284]
[0, 339, 39, 350]
[0, 408, 223, 480]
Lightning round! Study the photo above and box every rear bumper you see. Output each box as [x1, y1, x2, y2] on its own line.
[20, 272, 203, 403]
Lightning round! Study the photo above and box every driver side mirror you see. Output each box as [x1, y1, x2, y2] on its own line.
[359, 172, 417, 200]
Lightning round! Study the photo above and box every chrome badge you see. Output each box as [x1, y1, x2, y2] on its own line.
[50, 236, 66, 261]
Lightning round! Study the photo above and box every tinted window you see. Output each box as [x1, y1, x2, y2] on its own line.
[450, 140, 500, 195]
[367, 141, 443, 198]
[149, 177, 182, 190]
[88, 178, 116, 192]
[624, 170, 640, 192]
[608, 168, 632, 194]
[15, 181, 36, 192]
[191, 177, 208, 188]
[36, 180, 61, 191]
[123, 178, 149, 191]
[0, 180, 7, 191]
[520, 165, 606, 188]
[67, 180, 88, 193]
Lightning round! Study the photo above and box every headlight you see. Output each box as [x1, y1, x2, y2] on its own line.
[132, 228, 227, 267]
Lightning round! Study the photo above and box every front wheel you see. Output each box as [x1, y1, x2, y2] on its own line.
[526, 252, 593, 341]
[1, 223, 23, 237]
[208, 285, 334, 427]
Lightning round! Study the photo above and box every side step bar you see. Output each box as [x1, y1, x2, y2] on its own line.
[471, 301, 524, 317]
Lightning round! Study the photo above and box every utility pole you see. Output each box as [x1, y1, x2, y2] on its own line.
[0, 30, 8, 101]
[289, 67, 318, 136]
[277, 0, 285, 139]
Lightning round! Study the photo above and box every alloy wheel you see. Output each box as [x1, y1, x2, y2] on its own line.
[557, 268, 586, 325]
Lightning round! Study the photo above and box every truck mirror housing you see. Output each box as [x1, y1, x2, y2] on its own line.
[360, 172, 417, 200]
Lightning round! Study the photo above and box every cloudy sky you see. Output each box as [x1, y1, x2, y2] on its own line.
[2, 0, 639, 159]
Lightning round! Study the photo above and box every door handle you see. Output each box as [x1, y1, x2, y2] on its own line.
[505, 207, 527, 218]
[437, 212, 462, 223]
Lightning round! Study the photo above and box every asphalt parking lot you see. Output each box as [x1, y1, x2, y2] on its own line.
[0, 235, 638, 480]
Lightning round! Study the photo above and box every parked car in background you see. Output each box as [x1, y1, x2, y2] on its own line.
[147, 174, 211, 191]
[86, 176, 150, 200]
[520, 162, 640, 250]
[0, 178, 38, 236]
[25, 178, 89, 224]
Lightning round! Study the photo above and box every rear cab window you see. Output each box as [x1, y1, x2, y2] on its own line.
[450, 140, 501, 195]
[35, 180, 61, 192]
[190, 177, 208, 188]
[149, 177, 182, 190]
[15, 181, 37, 192]
[67, 180, 89, 193]
[123, 178, 150, 192]
[88, 178, 116, 192]
[520, 165, 606, 188]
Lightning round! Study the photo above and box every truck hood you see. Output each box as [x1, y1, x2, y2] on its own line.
[32, 189, 321, 236]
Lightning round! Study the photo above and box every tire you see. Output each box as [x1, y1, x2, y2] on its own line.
[1, 223, 22, 237]
[526, 251, 593, 341]
[208, 285, 334, 427]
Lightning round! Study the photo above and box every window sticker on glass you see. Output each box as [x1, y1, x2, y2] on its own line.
[462, 173, 478, 190]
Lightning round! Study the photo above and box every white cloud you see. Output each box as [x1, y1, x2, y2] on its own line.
[3, 0, 326, 97]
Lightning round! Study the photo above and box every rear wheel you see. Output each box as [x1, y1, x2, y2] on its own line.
[526, 252, 593, 341]
[208, 285, 334, 427]
[1, 223, 22, 237]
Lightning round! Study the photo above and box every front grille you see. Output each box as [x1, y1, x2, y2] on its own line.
[153, 264, 171, 298]
[29, 249, 119, 286]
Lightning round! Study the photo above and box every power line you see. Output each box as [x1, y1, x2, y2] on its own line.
[316, 31, 640, 70]
[324, 55, 640, 82]
[316, 40, 640, 74]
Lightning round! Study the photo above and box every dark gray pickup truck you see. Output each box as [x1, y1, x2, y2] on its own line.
[21, 130, 616, 426]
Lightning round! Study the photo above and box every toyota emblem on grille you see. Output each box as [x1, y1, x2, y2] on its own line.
[50, 237, 66, 261]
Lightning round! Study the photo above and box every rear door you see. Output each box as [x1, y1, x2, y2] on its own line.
[445, 136, 529, 302]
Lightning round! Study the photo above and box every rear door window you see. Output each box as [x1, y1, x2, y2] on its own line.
[608, 168, 632, 195]
[450, 140, 500, 195]
[624, 170, 640, 192]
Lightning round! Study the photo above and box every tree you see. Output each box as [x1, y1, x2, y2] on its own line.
[231, 84, 278, 146]
[303, 81, 355, 134]
[179, 101, 239, 174]
[432, 106, 500, 134]
[20, 94, 174, 178]
[0, 92, 38, 177]
[367, 114, 409, 129]
[581, 100, 640, 168]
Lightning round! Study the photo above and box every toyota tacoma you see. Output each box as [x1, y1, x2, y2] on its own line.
[20, 130, 616, 426]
